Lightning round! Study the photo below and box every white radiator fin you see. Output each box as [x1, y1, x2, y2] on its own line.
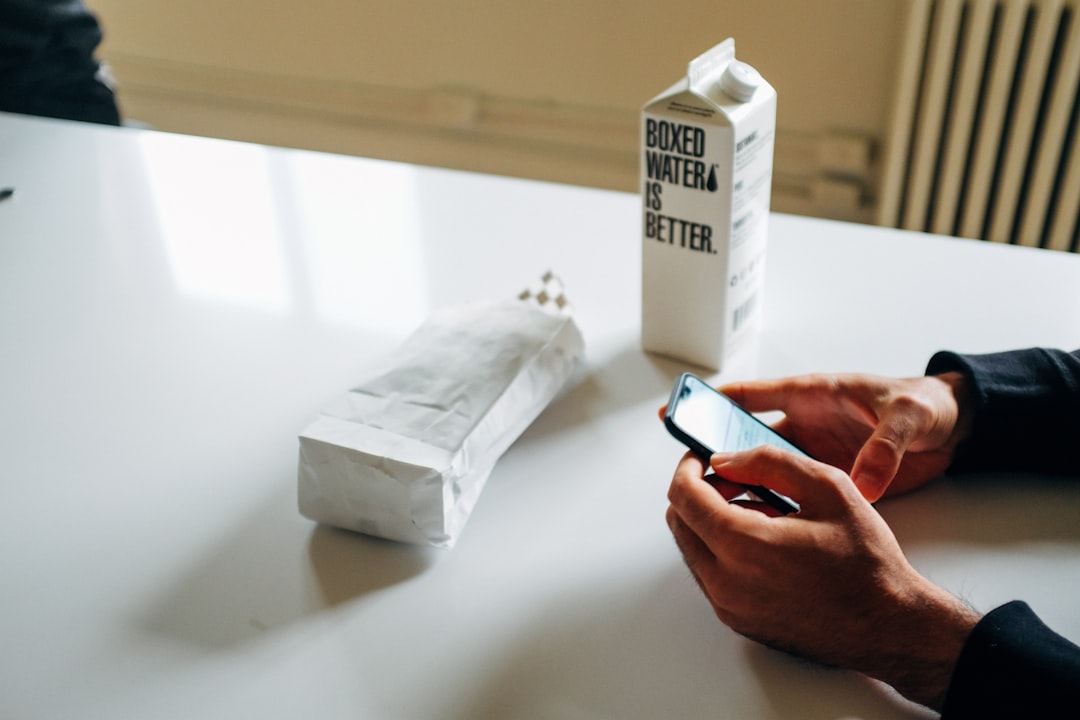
[880, 0, 1080, 252]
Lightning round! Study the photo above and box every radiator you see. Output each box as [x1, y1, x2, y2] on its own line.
[878, 0, 1080, 252]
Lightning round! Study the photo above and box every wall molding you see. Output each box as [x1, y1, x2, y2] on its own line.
[107, 53, 875, 222]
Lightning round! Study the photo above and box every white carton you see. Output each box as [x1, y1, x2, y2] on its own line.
[641, 39, 776, 370]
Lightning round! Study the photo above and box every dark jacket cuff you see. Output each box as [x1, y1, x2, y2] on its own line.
[942, 600, 1080, 718]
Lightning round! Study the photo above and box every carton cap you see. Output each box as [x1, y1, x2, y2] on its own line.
[720, 61, 762, 102]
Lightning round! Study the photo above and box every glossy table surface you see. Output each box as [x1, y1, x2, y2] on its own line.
[2, 111, 1079, 719]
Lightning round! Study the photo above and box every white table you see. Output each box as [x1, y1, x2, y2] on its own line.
[2, 111, 1079, 719]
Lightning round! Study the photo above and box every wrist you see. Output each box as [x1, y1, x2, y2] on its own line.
[863, 572, 981, 710]
[932, 370, 975, 451]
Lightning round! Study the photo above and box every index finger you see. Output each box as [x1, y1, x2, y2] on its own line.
[710, 446, 857, 517]
[719, 377, 805, 414]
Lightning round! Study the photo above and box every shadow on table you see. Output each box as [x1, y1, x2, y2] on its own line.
[522, 340, 715, 444]
[449, 475, 1080, 720]
[879, 472, 1080, 547]
[140, 479, 437, 650]
[450, 562, 934, 720]
[137, 342, 686, 652]
[306, 523, 436, 606]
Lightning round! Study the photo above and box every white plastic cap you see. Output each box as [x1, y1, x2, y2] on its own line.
[720, 61, 762, 102]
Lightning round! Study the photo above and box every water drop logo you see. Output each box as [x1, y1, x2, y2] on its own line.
[706, 165, 718, 192]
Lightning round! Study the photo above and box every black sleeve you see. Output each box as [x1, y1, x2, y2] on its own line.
[942, 601, 1080, 718]
[0, 0, 121, 125]
[925, 348, 1080, 476]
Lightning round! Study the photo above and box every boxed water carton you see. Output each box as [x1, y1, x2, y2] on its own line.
[641, 39, 776, 371]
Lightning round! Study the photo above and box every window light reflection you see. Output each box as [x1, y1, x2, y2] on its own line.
[139, 133, 290, 313]
[287, 153, 427, 333]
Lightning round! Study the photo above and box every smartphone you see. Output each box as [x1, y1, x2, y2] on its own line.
[664, 372, 801, 514]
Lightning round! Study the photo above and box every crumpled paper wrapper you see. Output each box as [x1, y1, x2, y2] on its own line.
[297, 272, 584, 547]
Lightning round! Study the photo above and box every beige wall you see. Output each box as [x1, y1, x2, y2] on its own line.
[89, 0, 908, 223]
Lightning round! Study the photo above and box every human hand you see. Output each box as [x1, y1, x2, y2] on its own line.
[720, 372, 973, 501]
[666, 447, 981, 710]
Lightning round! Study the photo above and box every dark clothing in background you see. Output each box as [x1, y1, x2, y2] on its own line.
[927, 348, 1080, 718]
[0, 0, 120, 125]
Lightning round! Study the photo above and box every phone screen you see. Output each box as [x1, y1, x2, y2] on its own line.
[668, 373, 804, 457]
[664, 373, 802, 514]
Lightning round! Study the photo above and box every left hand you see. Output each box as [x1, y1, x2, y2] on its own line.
[665, 447, 980, 710]
[718, 372, 972, 501]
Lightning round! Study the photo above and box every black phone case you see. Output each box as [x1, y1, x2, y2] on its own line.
[664, 373, 800, 515]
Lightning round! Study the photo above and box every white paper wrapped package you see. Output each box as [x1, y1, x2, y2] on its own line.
[298, 292, 584, 548]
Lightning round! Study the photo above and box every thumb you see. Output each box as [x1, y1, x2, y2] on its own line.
[710, 446, 845, 516]
[851, 420, 915, 501]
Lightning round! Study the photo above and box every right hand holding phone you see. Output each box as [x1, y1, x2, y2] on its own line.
[666, 446, 981, 709]
[719, 372, 974, 501]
